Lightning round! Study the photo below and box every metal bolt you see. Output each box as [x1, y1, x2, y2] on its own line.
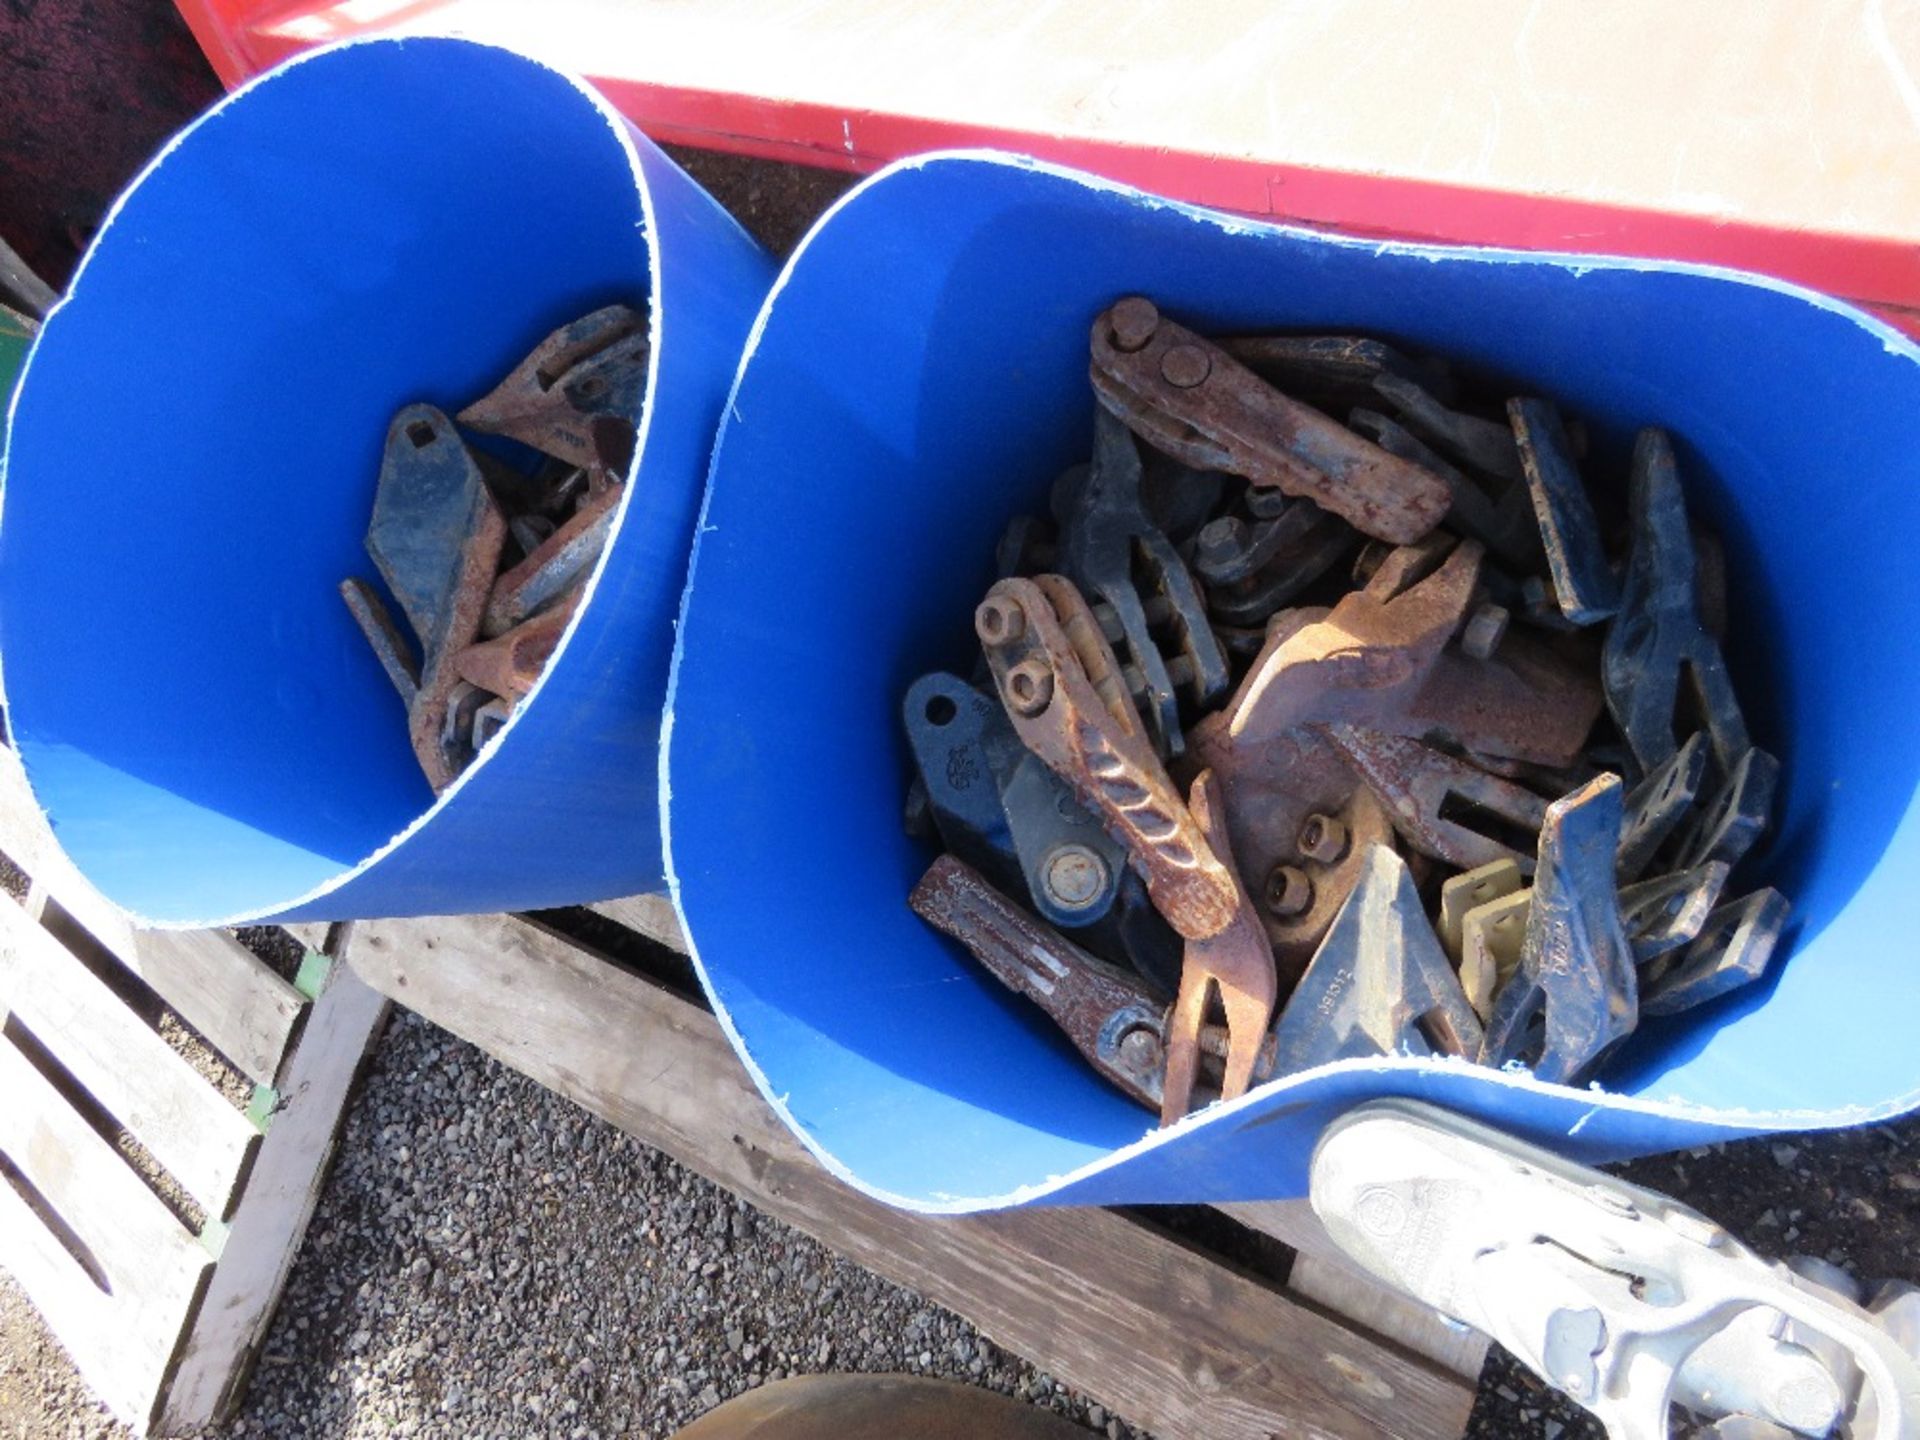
[1297, 813, 1350, 865]
[1195, 515, 1245, 570]
[1116, 1026, 1164, 1073]
[975, 595, 1026, 646]
[1108, 297, 1161, 353]
[1160, 344, 1212, 389]
[1042, 844, 1109, 913]
[1461, 603, 1509, 660]
[1265, 865, 1314, 920]
[1005, 658, 1055, 716]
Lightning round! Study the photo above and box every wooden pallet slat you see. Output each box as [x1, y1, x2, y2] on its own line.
[0, 749, 305, 1086]
[348, 912, 1476, 1440]
[160, 947, 388, 1431]
[590, 890, 1492, 1382]
[0, 1039, 212, 1429]
[0, 893, 262, 1219]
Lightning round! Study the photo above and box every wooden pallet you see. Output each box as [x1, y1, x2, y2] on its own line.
[0, 750, 389, 1435]
[345, 896, 1489, 1440]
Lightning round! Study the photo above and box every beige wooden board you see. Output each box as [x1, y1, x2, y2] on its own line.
[1224, 1201, 1490, 1379]
[0, 1037, 211, 1430]
[0, 893, 260, 1219]
[589, 892, 685, 951]
[593, 890, 1485, 1376]
[348, 913, 1473, 1440]
[162, 946, 388, 1431]
[0, 748, 304, 1086]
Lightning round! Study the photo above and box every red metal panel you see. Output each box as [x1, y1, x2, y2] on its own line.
[170, 0, 1920, 338]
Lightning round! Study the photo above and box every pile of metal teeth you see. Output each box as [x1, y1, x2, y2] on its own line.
[906, 296, 1788, 1125]
[341, 305, 648, 790]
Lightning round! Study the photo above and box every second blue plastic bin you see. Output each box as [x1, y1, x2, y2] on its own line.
[665, 151, 1920, 1210]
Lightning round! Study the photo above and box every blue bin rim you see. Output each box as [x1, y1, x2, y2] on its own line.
[661, 147, 1920, 1214]
[0, 36, 698, 929]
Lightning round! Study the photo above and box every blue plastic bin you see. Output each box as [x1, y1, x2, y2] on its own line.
[0, 38, 774, 926]
[665, 151, 1920, 1210]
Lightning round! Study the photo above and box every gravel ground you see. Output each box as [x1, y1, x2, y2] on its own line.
[1, 1008, 1146, 1440]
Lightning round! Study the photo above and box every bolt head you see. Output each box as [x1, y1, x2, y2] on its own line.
[1107, 297, 1161, 352]
[1116, 1026, 1164, 1073]
[1160, 343, 1212, 389]
[1005, 658, 1055, 716]
[1195, 516, 1245, 569]
[1297, 813, 1351, 865]
[1461, 603, 1510, 660]
[975, 595, 1026, 646]
[1042, 844, 1108, 912]
[1264, 864, 1314, 920]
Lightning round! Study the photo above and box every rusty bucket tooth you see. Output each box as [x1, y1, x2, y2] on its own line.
[459, 303, 649, 469]
[1088, 297, 1450, 545]
[1268, 845, 1485, 1076]
[1480, 774, 1638, 1083]
[1641, 889, 1790, 1017]
[1676, 746, 1780, 874]
[1617, 732, 1712, 880]
[1324, 726, 1549, 873]
[1601, 427, 1751, 774]
[1618, 860, 1730, 965]
[1509, 397, 1620, 626]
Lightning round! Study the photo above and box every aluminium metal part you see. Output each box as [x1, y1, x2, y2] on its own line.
[1088, 297, 1451, 545]
[1509, 397, 1622, 625]
[355, 403, 510, 790]
[1602, 428, 1751, 775]
[1309, 1099, 1920, 1440]
[1266, 846, 1485, 1077]
[976, 575, 1276, 1122]
[1437, 859, 1524, 961]
[1676, 746, 1780, 875]
[1349, 404, 1539, 570]
[1480, 773, 1638, 1083]
[1227, 533, 1602, 768]
[1051, 407, 1229, 757]
[1458, 887, 1530, 1019]
[482, 479, 623, 637]
[459, 303, 650, 470]
[1641, 889, 1790, 1017]
[1324, 726, 1550, 873]
[901, 671, 1023, 895]
[909, 855, 1170, 1109]
[1617, 732, 1712, 880]
[1617, 860, 1730, 967]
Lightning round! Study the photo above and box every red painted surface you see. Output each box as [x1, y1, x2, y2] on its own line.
[170, 0, 1920, 341]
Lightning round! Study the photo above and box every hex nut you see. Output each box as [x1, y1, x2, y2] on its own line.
[1005, 658, 1055, 717]
[1297, 813, 1351, 865]
[1265, 864, 1314, 920]
[975, 595, 1026, 646]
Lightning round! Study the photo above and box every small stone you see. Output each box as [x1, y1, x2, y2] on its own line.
[697, 1384, 721, 1410]
[1772, 1142, 1802, 1169]
[726, 1328, 745, 1353]
[1894, 1172, 1920, 1193]
[1850, 1197, 1880, 1221]
[1088, 1405, 1108, 1428]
